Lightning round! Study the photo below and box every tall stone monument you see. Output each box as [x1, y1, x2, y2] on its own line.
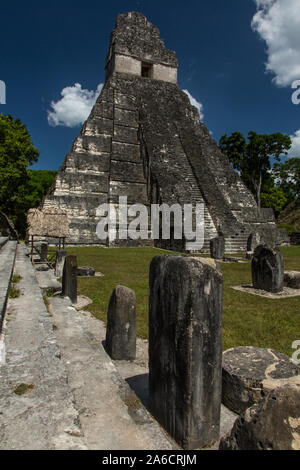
[43, 12, 282, 252]
[148, 255, 223, 449]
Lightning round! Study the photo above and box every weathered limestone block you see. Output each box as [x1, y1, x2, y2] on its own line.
[113, 125, 138, 144]
[284, 271, 300, 289]
[62, 255, 77, 303]
[77, 266, 95, 277]
[222, 346, 299, 415]
[40, 243, 48, 262]
[210, 236, 225, 260]
[219, 379, 300, 450]
[36, 264, 50, 272]
[55, 250, 66, 277]
[247, 232, 261, 254]
[114, 107, 138, 127]
[149, 255, 223, 450]
[66, 152, 111, 173]
[109, 181, 148, 205]
[112, 142, 141, 163]
[83, 117, 114, 136]
[91, 102, 114, 119]
[252, 245, 284, 293]
[105, 285, 136, 360]
[110, 161, 146, 183]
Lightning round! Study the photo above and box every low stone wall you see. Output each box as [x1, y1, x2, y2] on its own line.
[0, 240, 18, 332]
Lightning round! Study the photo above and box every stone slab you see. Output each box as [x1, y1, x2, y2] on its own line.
[72, 295, 93, 310]
[106, 285, 136, 360]
[62, 255, 77, 303]
[252, 245, 284, 293]
[35, 270, 62, 293]
[220, 377, 300, 450]
[231, 285, 300, 299]
[77, 266, 95, 277]
[284, 271, 300, 289]
[222, 346, 299, 414]
[48, 296, 174, 450]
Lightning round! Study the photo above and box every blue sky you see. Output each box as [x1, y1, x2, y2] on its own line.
[1, 0, 300, 170]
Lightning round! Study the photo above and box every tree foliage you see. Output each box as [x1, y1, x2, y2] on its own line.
[219, 131, 291, 208]
[0, 114, 56, 236]
[272, 158, 300, 204]
[13, 170, 57, 236]
[260, 187, 287, 216]
[0, 114, 40, 213]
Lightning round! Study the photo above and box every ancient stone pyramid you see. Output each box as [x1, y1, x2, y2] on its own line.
[43, 11, 281, 252]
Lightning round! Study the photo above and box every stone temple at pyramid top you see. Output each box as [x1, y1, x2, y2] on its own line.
[105, 12, 178, 84]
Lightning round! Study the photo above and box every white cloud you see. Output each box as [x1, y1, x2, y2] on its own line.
[288, 129, 300, 158]
[47, 83, 103, 127]
[251, 0, 300, 87]
[183, 89, 204, 120]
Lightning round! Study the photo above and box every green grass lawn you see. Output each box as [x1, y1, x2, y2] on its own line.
[58, 246, 300, 357]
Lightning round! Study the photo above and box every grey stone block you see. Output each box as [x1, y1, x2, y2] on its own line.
[220, 380, 300, 450]
[62, 255, 77, 303]
[149, 255, 223, 449]
[210, 236, 225, 260]
[55, 250, 66, 277]
[252, 245, 284, 293]
[40, 243, 48, 262]
[77, 266, 95, 277]
[284, 271, 300, 289]
[106, 285, 136, 360]
[222, 346, 299, 415]
[247, 232, 261, 252]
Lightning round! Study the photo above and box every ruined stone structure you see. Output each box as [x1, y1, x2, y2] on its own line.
[43, 12, 282, 252]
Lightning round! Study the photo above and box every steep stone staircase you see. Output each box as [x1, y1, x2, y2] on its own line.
[224, 231, 248, 254]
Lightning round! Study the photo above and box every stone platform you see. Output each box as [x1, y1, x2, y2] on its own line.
[231, 284, 300, 299]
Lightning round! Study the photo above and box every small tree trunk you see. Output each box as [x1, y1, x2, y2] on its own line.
[257, 172, 262, 209]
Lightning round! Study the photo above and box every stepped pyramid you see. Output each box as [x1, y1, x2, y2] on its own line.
[43, 11, 282, 252]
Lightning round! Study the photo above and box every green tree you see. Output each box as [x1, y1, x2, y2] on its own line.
[219, 131, 291, 208]
[0, 114, 39, 216]
[14, 170, 57, 235]
[272, 157, 300, 204]
[260, 187, 287, 217]
[0, 114, 57, 237]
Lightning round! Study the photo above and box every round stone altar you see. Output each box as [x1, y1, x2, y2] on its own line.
[222, 346, 299, 414]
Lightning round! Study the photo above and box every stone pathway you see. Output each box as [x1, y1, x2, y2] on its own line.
[48, 297, 175, 450]
[71, 308, 237, 450]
